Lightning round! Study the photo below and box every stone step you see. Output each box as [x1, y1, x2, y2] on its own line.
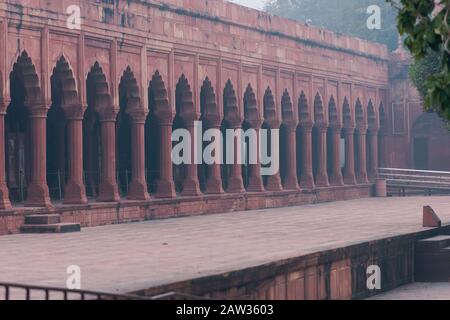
[24, 214, 61, 225]
[416, 235, 450, 252]
[20, 223, 81, 234]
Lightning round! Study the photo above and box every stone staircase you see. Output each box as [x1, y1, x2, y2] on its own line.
[20, 214, 81, 234]
[415, 235, 450, 282]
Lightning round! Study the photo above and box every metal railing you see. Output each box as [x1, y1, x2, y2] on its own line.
[0, 282, 149, 300]
[0, 282, 208, 301]
[378, 168, 450, 195]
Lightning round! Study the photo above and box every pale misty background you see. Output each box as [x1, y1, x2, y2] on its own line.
[227, 0, 268, 10]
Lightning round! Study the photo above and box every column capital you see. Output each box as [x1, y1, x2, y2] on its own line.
[282, 119, 298, 131]
[63, 104, 85, 120]
[247, 119, 263, 129]
[0, 97, 9, 113]
[356, 126, 368, 134]
[329, 123, 342, 132]
[343, 126, 356, 135]
[368, 127, 380, 134]
[265, 119, 281, 129]
[127, 108, 148, 124]
[314, 122, 329, 132]
[299, 120, 313, 131]
[99, 108, 119, 122]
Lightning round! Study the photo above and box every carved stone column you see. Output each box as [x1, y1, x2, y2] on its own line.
[343, 127, 357, 185]
[205, 119, 224, 194]
[356, 127, 369, 184]
[299, 121, 315, 189]
[283, 123, 300, 190]
[368, 128, 379, 180]
[315, 124, 330, 187]
[25, 105, 52, 208]
[155, 114, 176, 198]
[64, 106, 88, 204]
[246, 120, 264, 192]
[97, 111, 120, 202]
[329, 124, 344, 186]
[227, 122, 245, 193]
[181, 119, 201, 197]
[128, 111, 150, 201]
[265, 120, 282, 192]
[0, 100, 11, 209]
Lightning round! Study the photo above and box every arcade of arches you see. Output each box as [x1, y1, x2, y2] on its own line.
[0, 50, 386, 209]
[0, 0, 419, 227]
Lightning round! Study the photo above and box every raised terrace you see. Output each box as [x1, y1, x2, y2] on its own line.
[0, 0, 393, 235]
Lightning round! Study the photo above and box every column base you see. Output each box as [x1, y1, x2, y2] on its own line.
[227, 176, 245, 193]
[329, 174, 344, 187]
[357, 173, 369, 185]
[127, 180, 150, 201]
[155, 180, 176, 199]
[300, 174, 315, 190]
[343, 173, 357, 185]
[64, 182, 88, 205]
[205, 177, 224, 194]
[265, 174, 283, 191]
[0, 184, 12, 210]
[98, 181, 120, 202]
[181, 178, 202, 197]
[247, 176, 264, 193]
[283, 176, 300, 191]
[315, 174, 330, 188]
[25, 183, 53, 208]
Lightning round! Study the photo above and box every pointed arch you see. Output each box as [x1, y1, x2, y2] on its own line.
[243, 84, 259, 122]
[119, 66, 142, 112]
[281, 89, 294, 122]
[221, 80, 240, 192]
[263, 86, 276, 122]
[9, 51, 42, 106]
[298, 91, 309, 122]
[175, 74, 195, 119]
[328, 96, 338, 125]
[200, 77, 219, 125]
[379, 102, 387, 132]
[83, 61, 111, 197]
[342, 97, 352, 128]
[355, 98, 364, 127]
[4, 51, 42, 202]
[145, 70, 170, 194]
[313, 92, 325, 124]
[367, 100, 377, 130]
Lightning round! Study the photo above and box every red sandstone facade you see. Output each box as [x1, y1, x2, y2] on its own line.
[0, 0, 425, 234]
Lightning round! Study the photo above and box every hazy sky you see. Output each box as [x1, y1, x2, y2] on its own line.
[227, 0, 268, 10]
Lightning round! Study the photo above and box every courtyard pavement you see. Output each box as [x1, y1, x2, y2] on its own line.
[0, 196, 450, 299]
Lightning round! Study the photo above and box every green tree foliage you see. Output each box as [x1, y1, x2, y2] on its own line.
[265, 0, 399, 50]
[390, 0, 450, 120]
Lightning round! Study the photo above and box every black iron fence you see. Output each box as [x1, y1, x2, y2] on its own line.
[0, 282, 148, 300]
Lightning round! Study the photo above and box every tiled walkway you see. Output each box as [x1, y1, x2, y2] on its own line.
[370, 282, 450, 300]
[0, 196, 449, 297]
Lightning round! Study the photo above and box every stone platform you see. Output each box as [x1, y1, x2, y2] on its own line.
[0, 196, 449, 300]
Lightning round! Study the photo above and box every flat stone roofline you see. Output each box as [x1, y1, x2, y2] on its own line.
[1, 0, 388, 61]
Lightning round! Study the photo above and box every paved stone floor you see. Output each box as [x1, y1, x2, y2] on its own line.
[369, 282, 450, 300]
[1, 196, 450, 299]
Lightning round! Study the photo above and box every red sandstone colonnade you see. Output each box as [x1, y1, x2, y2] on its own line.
[0, 0, 390, 209]
[0, 50, 387, 209]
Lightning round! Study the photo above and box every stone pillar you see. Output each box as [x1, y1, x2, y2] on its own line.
[329, 124, 344, 186]
[97, 113, 120, 202]
[25, 106, 52, 208]
[378, 132, 386, 168]
[368, 128, 379, 180]
[128, 114, 150, 200]
[227, 123, 245, 193]
[283, 124, 300, 190]
[343, 127, 357, 185]
[205, 120, 224, 194]
[356, 127, 369, 184]
[0, 106, 11, 210]
[315, 124, 330, 187]
[155, 115, 176, 198]
[181, 120, 201, 196]
[265, 121, 282, 192]
[246, 123, 264, 193]
[299, 122, 315, 189]
[64, 108, 88, 204]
